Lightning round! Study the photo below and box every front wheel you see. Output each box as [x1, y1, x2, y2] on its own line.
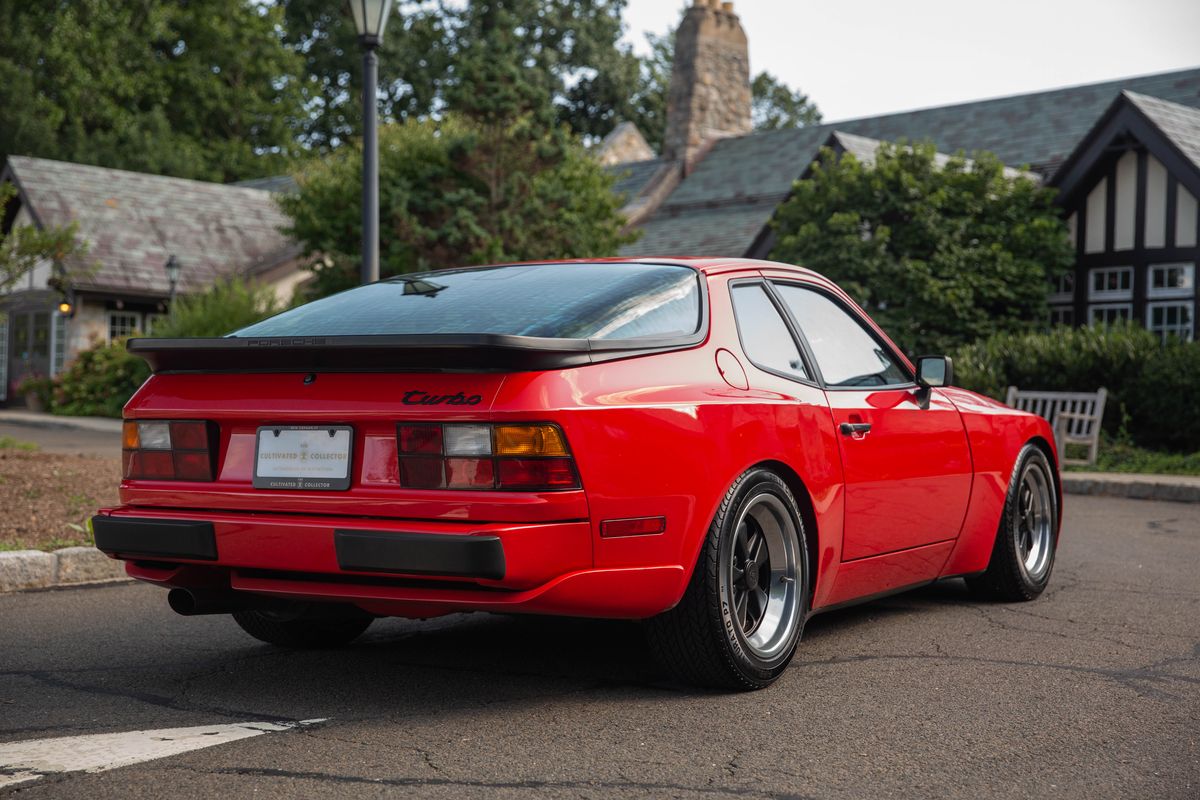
[968, 444, 1060, 601]
[646, 469, 809, 690]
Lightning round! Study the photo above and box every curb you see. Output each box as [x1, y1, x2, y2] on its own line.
[0, 547, 128, 593]
[1062, 474, 1200, 504]
[0, 410, 123, 434]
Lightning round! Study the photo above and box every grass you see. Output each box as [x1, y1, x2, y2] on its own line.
[1063, 438, 1200, 476]
[0, 436, 38, 452]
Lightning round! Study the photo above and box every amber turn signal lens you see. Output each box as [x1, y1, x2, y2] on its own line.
[493, 425, 569, 457]
[122, 421, 140, 450]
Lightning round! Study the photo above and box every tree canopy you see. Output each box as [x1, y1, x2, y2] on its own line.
[0, 0, 306, 182]
[769, 143, 1074, 355]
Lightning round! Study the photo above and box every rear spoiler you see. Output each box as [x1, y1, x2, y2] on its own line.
[126, 333, 700, 373]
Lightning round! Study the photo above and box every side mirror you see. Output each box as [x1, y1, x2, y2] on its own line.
[916, 355, 953, 388]
[915, 356, 953, 409]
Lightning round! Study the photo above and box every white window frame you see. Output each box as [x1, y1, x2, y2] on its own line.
[1146, 301, 1194, 342]
[1088, 266, 1133, 301]
[1048, 273, 1075, 304]
[0, 311, 8, 402]
[106, 311, 141, 343]
[1147, 263, 1194, 299]
[1088, 303, 1133, 327]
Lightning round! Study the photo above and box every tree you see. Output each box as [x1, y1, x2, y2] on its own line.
[769, 142, 1074, 355]
[0, 185, 88, 294]
[752, 72, 822, 131]
[281, 115, 634, 297]
[0, 0, 306, 182]
[151, 277, 282, 338]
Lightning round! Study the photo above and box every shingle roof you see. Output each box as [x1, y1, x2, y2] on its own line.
[621, 67, 1200, 258]
[1124, 91, 1200, 172]
[5, 156, 299, 298]
[607, 158, 669, 201]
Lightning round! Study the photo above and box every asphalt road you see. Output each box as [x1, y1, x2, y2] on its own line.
[0, 423, 120, 458]
[1, 495, 1197, 799]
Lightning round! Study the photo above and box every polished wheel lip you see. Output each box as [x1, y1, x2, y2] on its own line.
[721, 492, 802, 661]
[1015, 461, 1054, 581]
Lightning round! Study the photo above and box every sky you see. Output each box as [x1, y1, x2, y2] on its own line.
[620, 0, 1200, 122]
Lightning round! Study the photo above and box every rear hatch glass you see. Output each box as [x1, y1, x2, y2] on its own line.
[232, 262, 702, 341]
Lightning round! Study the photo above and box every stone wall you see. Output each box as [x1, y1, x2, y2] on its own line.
[662, 0, 752, 170]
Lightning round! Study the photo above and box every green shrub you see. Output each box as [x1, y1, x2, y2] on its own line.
[151, 277, 281, 338]
[955, 324, 1159, 434]
[955, 325, 1200, 453]
[51, 338, 151, 418]
[1125, 341, 1200, 452]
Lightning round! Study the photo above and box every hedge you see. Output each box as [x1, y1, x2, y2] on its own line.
[955, 324, 1200, 453]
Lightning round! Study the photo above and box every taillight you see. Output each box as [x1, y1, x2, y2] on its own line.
[122, 420, 216, 481]
[397, 423, 579, 491]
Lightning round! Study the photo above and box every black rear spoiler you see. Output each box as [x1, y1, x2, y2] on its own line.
[126, 333, 701, 373]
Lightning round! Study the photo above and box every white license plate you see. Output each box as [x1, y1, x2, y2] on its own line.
[253, 426, 353, 491]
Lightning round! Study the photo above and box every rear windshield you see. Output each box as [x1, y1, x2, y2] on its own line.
[232, 263, 702, 341]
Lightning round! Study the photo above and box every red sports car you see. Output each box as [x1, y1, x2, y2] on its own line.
[95, 258, 1061, 689]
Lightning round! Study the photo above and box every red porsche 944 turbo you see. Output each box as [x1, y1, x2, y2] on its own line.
[94, 258, 1061, 689]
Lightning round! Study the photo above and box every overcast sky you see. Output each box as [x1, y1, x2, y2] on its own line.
[621, 0, 1200, 122]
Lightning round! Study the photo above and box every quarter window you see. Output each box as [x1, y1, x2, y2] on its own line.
[729, 284, 809, 381]
[1147, 302, 1193, 342]
[773, 284, 908, 388]
[1088, 267, 1132, 300]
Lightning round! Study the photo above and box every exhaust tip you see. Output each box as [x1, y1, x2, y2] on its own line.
[167, 588, 198, 616]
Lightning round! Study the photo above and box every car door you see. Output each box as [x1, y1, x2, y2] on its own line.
[771, 281, 973, 561]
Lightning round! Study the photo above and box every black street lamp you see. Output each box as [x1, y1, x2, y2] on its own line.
[165, 254, 182, 311]
[349, 0, 394, 285]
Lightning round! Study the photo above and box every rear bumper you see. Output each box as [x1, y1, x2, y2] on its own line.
[92, 508, 686, 619]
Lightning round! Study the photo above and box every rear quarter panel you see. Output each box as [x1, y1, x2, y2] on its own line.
[939, 387, 1061, 577]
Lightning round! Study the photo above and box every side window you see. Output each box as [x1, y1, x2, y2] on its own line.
[774, 284, 909, 388]
[730, 284, 809, 381]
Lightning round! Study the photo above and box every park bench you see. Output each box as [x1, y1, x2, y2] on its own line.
[1005, 386, 1108, 467]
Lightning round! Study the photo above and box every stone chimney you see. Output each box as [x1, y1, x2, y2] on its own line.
[662, 0, 752, 170]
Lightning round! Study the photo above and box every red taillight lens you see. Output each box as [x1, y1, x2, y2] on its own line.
[396, 423, 579, 491]
[496, 458, 577, 490]
[123, 419, 215, 481]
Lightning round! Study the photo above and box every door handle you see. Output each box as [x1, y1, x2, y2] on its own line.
[839, 422, 872, 436]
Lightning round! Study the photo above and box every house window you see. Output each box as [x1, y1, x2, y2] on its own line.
[1049, 273, 1074, 304]
[1089, 304, 1132, 327]
[1049, 306, 1074, 326]
[1088, 267, 1132, 300]
[106, 311, 141, 342]
[53, 313, 66, 376]
[1147, 302, 1193, 342]
[0, 312, 8, 402]
[1147, 263, 1194, 298]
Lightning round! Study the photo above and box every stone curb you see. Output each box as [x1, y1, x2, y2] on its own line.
[1061, 474, 1200, 504]
[0, 547, 128, 593]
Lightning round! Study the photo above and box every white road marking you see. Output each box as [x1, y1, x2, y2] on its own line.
[0, 719, 326, 788]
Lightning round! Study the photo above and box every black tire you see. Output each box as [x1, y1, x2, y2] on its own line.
[232, 605, 374, 648]
[968, 444, 1059, 601]
[646, 468, 809, 691]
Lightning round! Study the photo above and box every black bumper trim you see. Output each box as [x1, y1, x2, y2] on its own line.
[334, 530, 506, 581]
[92, 516, 218, 561]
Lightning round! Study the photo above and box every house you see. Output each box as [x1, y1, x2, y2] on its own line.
[610, 0, 1200, 343]
[0, 158, 309, 403]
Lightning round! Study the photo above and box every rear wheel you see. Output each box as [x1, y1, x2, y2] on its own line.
[646, 469, 809, 690]
[233, 604, 374, 648]
[968, 444, 1059, 601]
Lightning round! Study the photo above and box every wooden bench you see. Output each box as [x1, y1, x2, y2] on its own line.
[1005, 387, 1108, 466]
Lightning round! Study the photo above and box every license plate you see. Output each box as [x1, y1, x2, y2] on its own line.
[253, 425, 353, 491]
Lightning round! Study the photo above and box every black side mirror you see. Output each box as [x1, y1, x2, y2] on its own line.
[915, 356, 953, 409]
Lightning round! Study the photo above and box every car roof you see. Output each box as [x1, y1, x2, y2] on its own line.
[507, 257, 825, 280]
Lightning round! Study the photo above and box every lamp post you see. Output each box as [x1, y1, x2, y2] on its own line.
[165, 254, 181, 313]
[349, 0, 393, 285]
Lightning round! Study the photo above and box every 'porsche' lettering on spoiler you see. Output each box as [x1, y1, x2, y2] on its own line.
[126, 333, 702, 373]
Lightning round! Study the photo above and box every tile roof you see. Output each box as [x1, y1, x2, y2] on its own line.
[6, 156, 300, 298]
[1124, 91, 1200, 172]
[621, 67, 1200, 258]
